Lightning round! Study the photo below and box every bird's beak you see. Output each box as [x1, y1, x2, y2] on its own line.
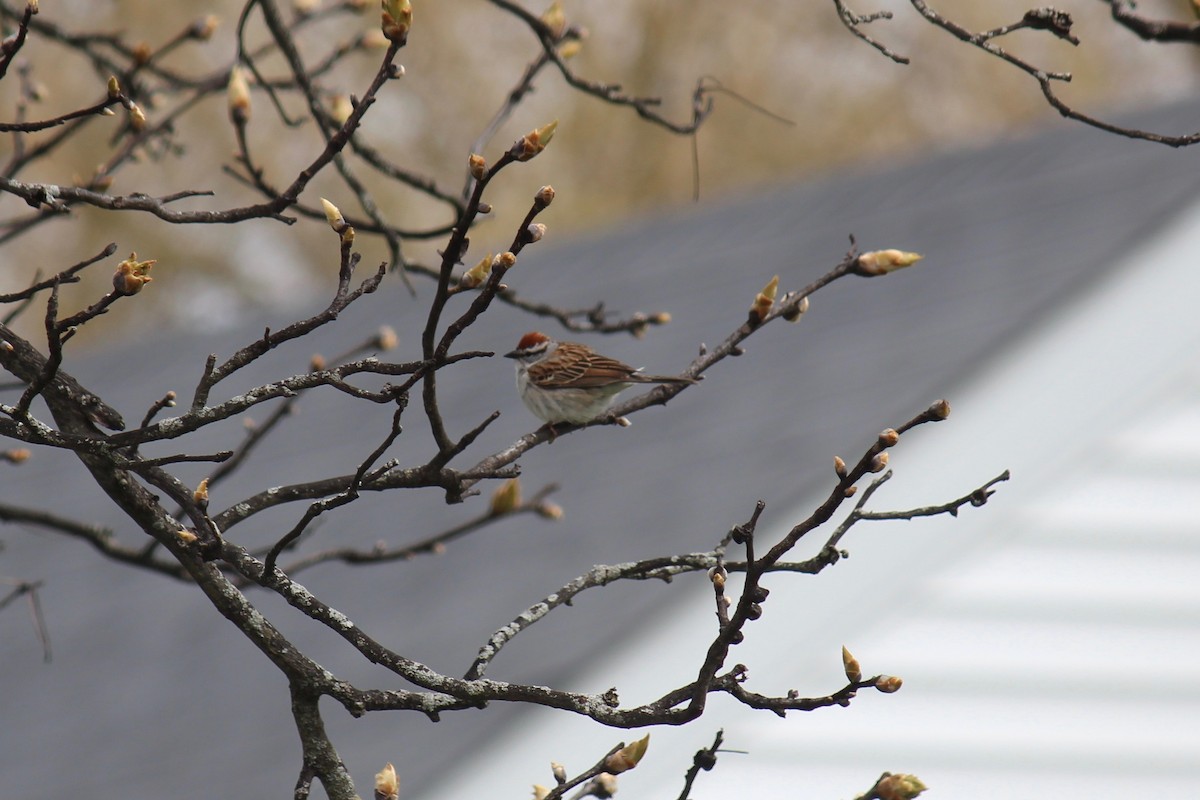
[504, 348, 521, 359]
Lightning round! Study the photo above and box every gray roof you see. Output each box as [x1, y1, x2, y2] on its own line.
[435, 126, 1200, 799]
[3, 100, 1199, 798]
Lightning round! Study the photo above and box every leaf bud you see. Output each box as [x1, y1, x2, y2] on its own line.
[515, 120, 558, 161]
[496, 251, 517, 269]
[876, 773, 927, 800]
[870, 451, 889, 473]
[535, 184, 556, 207]
[781, 294, 809, 322]
[489, 478, 521, 515]
[131, 42, 152, 66]
[594, 774, 618, 796]
[842, 645, 862, 682]
[459, 253, 493, 290]
[112, 253, 156, 295]
[2, 448, 31, 464]
[329, 94, 353, 125]
[374, 762, 399, 800]
[930, 398, 951, 419]
[375, 325, 399, 351]
[468, 153, 487, 181]
[878, 428, 899, 447]
[535, 501, 564, 521]
[875, 675, 903, 693]
[855, 249, 923, 277]
[381, 0, 413, 43]
[320, 197, 347, 233]
[540, 0, 566, 38]
[748, 274, 778, 324]
[708, 565, 727, 591]
[526, 222, 546, 243]
[193, 478, 210, 505]
[833, 455, 847, 477]
[191, 15, 220, 40]
[128, 102, 147, 131]
[227, 65, 252, 124]
[603, 734, 649, 774]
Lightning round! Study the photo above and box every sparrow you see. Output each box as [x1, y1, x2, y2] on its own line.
[505, 331, 696, 426]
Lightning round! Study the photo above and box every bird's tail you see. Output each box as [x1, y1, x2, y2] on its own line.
[636, 374, 698, 385]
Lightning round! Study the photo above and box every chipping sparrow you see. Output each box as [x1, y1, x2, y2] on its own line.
[505, 331, 696, 425]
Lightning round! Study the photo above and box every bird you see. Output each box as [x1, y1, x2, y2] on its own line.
[505, 331, 696, 427]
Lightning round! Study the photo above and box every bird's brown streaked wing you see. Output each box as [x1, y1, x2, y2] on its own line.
[527, 343, 638, 389]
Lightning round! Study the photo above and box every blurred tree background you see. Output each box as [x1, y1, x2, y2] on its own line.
[3, 0, 1198, 338]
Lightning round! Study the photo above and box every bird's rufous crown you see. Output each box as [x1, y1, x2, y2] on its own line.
[515, 331, 550, 351]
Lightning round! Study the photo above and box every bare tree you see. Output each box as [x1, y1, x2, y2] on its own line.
[834, 0, 1200, 146]
[2, 2, 1197, 798]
